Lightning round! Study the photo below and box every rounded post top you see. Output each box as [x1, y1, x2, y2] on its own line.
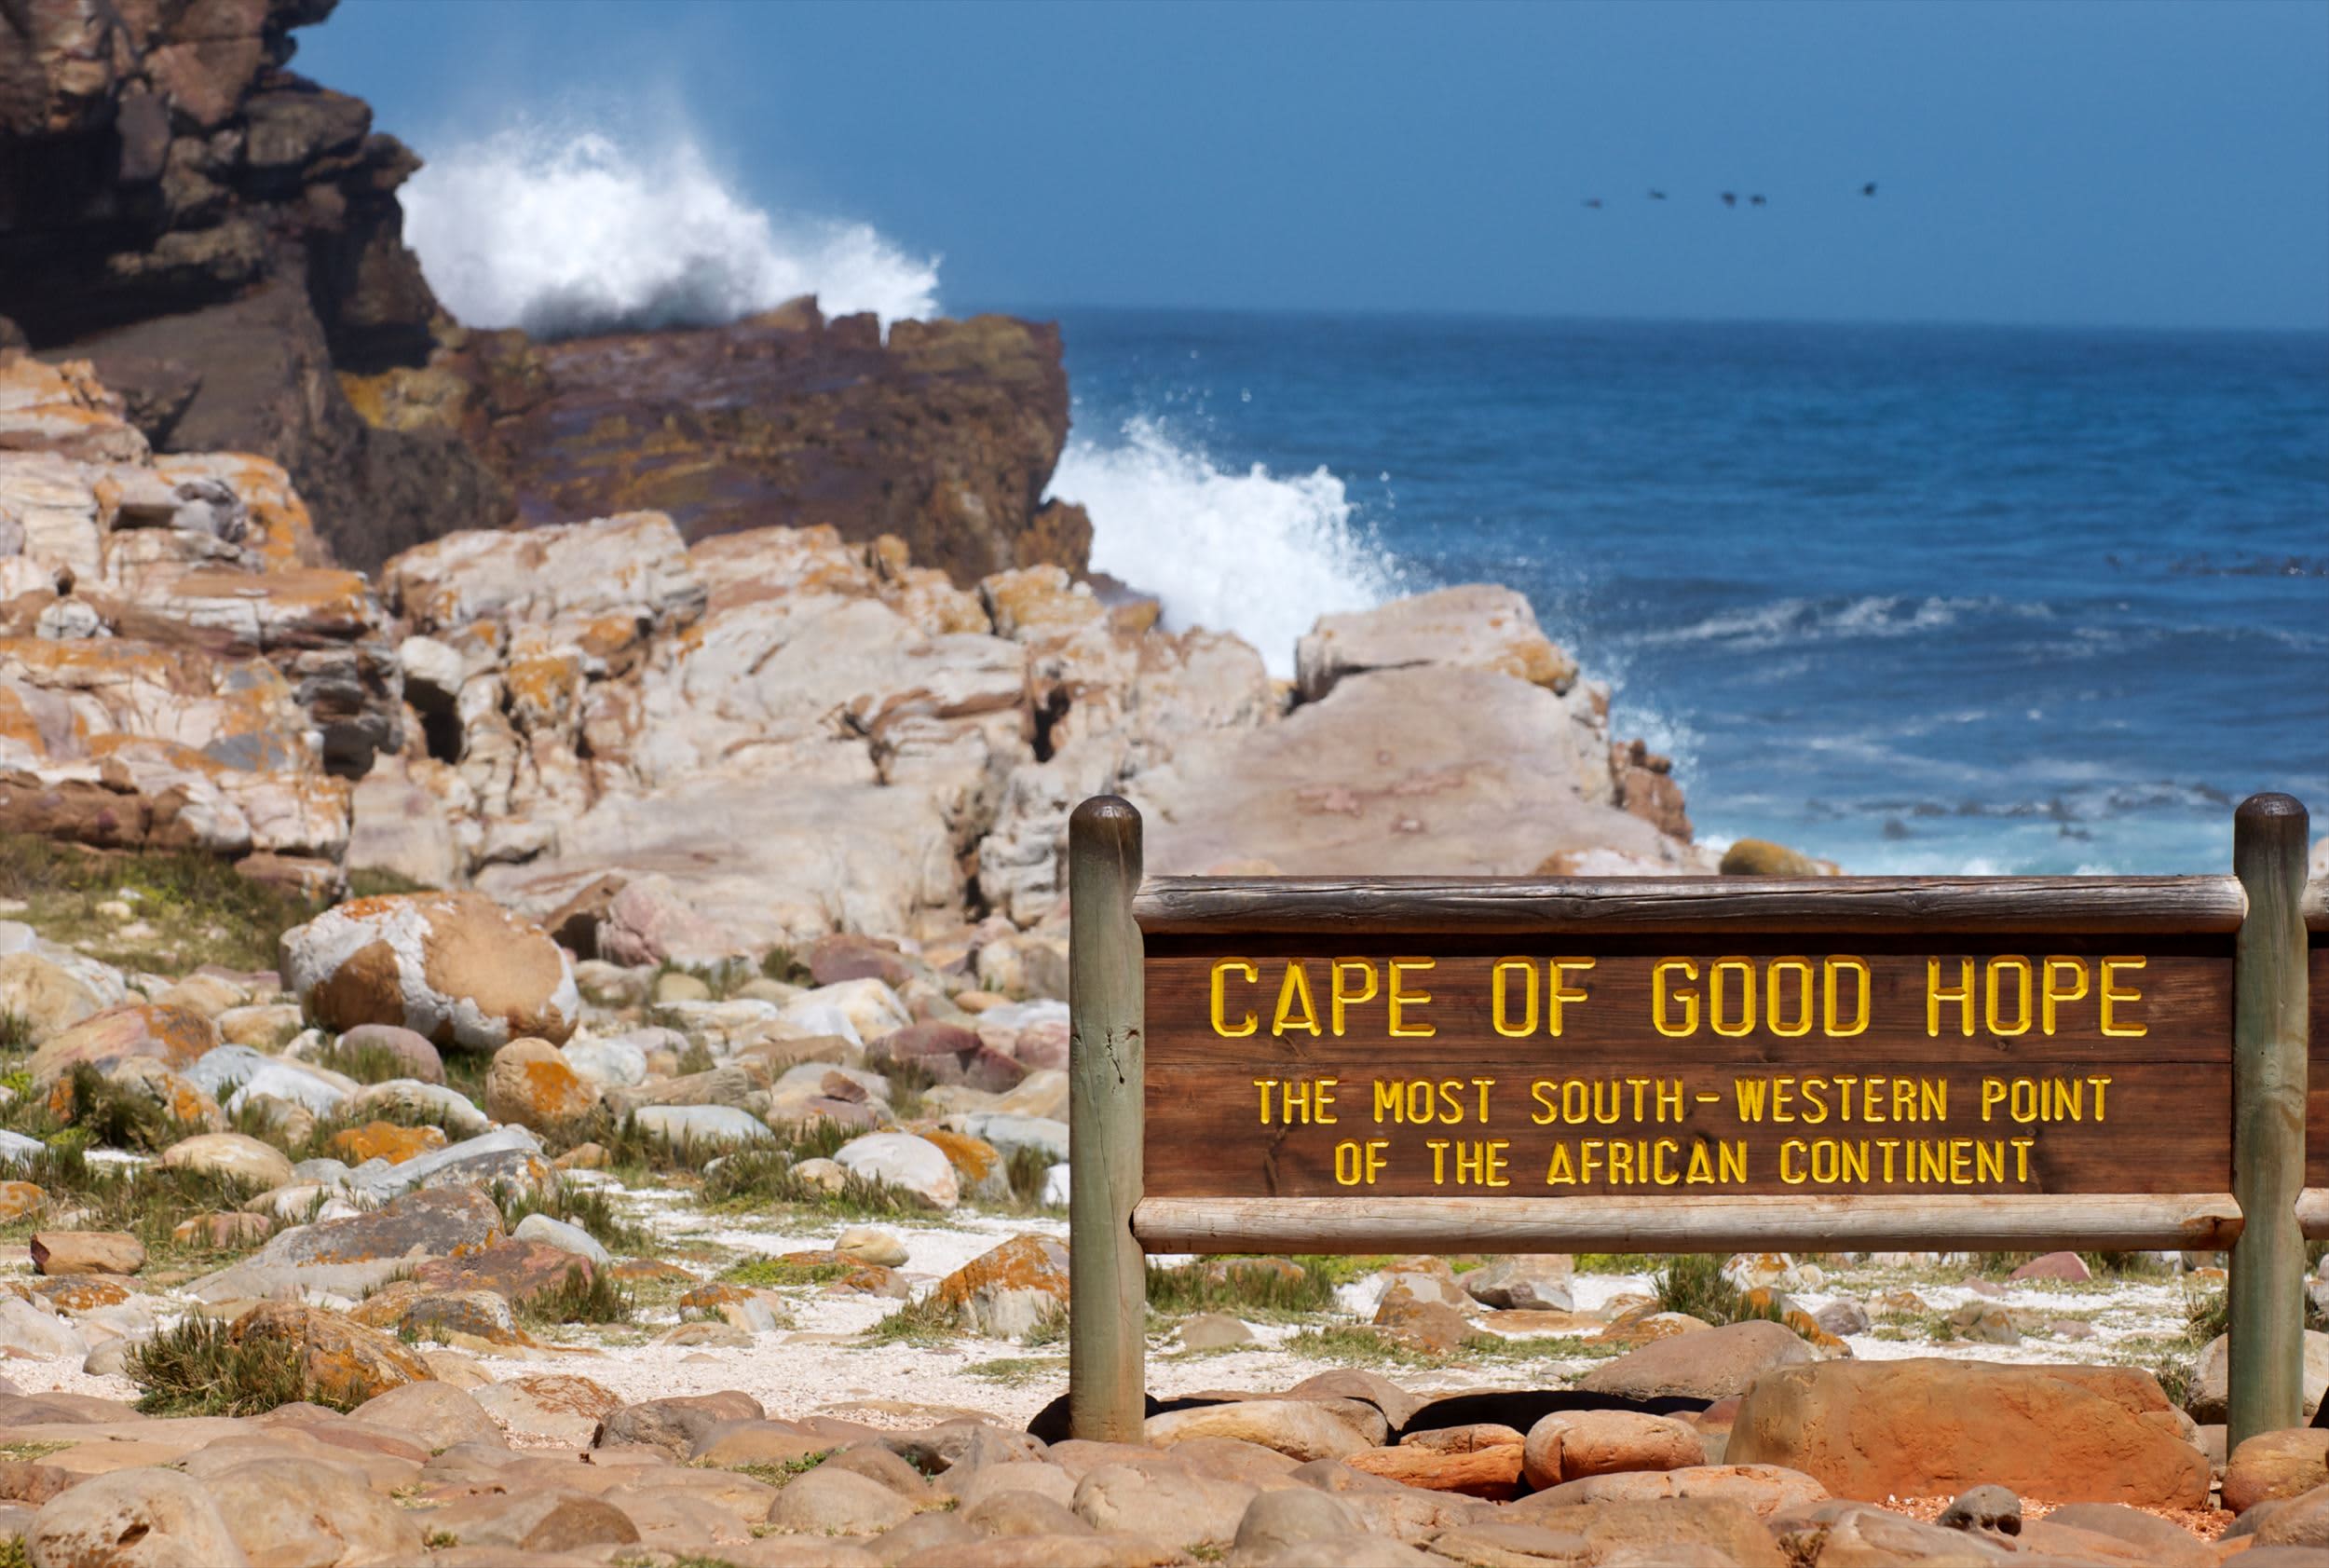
[2236, 792, 2310, 828]
[1070, 794, 1143, 847]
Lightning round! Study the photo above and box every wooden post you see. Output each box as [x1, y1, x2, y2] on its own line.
[2230, 792, 2310, 1448]
[1068, 796, 1145, 1442]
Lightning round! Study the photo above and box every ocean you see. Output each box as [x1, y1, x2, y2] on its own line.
[1039, 311, 2329, 876]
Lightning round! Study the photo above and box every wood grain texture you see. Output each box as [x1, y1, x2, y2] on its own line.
[1135, 875, 2247, 936]
[2309, 942, 2329, 1184]
[1133, 1193, 2244, 1254]
[1145, 941, 2233, 1200]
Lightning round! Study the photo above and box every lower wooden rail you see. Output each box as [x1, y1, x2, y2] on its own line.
[1133, 1193, 2245, 1255]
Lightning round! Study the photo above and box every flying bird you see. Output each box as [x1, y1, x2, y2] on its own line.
[1583, 198, 1603, 210]
[1750, 194, 1766, 207]
[1648, 189, 1667, 200]
[1862, 182, 1877, 197]
[1720, 192, 1737, 208]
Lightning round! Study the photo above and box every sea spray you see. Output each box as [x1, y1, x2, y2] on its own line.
[1048, 417, 1409, 676]
[402, 121, 940, 337]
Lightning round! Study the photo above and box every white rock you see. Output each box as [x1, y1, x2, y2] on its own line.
[560, 1035, 648, 1088]
[632, 1104, 773, 1148]
[833, 1132, 959, 1209]
[0, 1295, 87, 1358]
[945, 1112, 1068, 1163]
[1041, 1163, 1070, 1207]
[223, 1061, 352, 1118]
[346, 1079, 492, 1137]
[513, 1213, 614, 1269]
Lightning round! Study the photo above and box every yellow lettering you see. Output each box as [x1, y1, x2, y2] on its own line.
[1388, 958, 1437, 1038]
[1986, 955, 2033, 1036]
[1767, 957, 1814, 1037]
[1426, 1139, 1450, 1183]
[1491, 959, 1537, 1038]
[1734, 1076, 1770, 1121]
[1684, 1141, 1714, 1184]
[1212, 959, 1259, 1037]
[1546, 1142, 1578, 1184]
[1331, 960, 1377, 1036]
[1654, 1139, 1680, 1185]
[1272, 962, 1321, 1037]
[1710, 957, 1756, 1038]
[2099, 956, 2146, 1037]
[1530, 1080, 1557, 1125]
[1549, 958, 1595, 1036]
[1254, 1078, 1276, 1124]
[1927, 956, 1975, 1037]
[1824, 957, 1871, 1037]
[2042, 956, 2089, 1034]
[1780, 1139, 1807, 1185]
[1653, 960, 1699, 1037]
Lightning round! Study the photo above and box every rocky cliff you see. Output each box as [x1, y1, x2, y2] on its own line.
[1, 0, 1087, 583]
[348, 299, 1094, 587]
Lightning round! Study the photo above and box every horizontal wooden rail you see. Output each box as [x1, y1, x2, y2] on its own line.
[1133, 1193, 2243, 1255]
[1135, 875, 2247, 937]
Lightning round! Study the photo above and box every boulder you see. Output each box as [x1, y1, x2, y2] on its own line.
[764, 1465, 919, 1535]
[833, 1131, 960, 1209]
[157, 1132, 295, 1190]
[1577, 1318, 1817, 1400]
[413, 1239, 592, 1304]
[0, 952, 108, 1043]
[935, 1234, 1070, 1339]
[1509, 1496, 1786, 1566]
[351, 1381, 505, 1451]
[835, 1227, 909, 1269]
[1521, 1410, 1706, 1489]
[1295, 584, 1578, 702]
[1136, 667, 1689, 879]
[0, 1297, 88, 1359]
[335, 1023, 444, 1084]
[483, 1036, 600, 1139]
[30, 1231, 143, 1276]
[512, 1213, 613, 1270]
[1460, 1255, 1575, 1312]
[596, 1391, 766, 1458]
[470, 1372, 623, 1447]
[203, 1456, 423, 1565]
[2188, 1329, 2329, 1423]
[28, 1002, 215, 1087]
[632, 1104, 775, 1148]
[418, 1488, 641, 1553]
[327, 1121, 446, 1165]
[280, 892, 579, 1051]
[1725, 1357, 2210, 1507]
[1146, 1400, 1371, 1463]
[2226, 1428, 2329, 1513]
[227, 1302, 430, 1405]
[24, 1466, 251, 1568]
[1072, 1463, 1257, 1548]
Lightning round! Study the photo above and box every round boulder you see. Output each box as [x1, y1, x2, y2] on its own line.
[157, 1132, 295, 1191]
[29, 1002, 216, 1088]
[26, 1466, 250, 1567]
[484, 1039, 600, 1139]
[280, 892, 579, 1052]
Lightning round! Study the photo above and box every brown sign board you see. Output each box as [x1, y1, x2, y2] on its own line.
[1144, 935, 2235, 1201]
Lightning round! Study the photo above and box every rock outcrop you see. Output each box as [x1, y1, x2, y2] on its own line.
[0, 354, 389, 888]
[0, 0, 509, 571]
[354, 300, 1094, 586]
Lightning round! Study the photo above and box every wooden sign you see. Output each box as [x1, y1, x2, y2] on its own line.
[1063, 794, 2316, 1452]
[1143, 938, 2233, 1203]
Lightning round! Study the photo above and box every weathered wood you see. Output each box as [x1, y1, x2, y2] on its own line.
[1144, 942, 2234, 1200]
[1067, 796, 1146, 1444]
[2230, 793, 2310, 1450]
[2304, 879, 2328, 932]
[1133, 1193, 2243, 1254]
[1135, 874, 2247, 936]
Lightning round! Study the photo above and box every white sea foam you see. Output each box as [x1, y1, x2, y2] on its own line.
[1048, 417, 1407, 675]
[1639, 594, 2050, 651]
[402, 120, 940, 338]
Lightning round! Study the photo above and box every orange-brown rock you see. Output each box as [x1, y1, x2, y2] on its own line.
[30, 1230, 143, 1276]
[282, 891, 580, 1052]
[28, 1002, 215, 1087]
[328, 1120, 448, 1166]
[934, 1234, 1069, 1339]
[26, 1275, 131, 1311]
[229, 1302, 431, 1405]
[171, 1209, 275, 1250]
[413, 1239, 593, 1305]
[0, 1183, 44, 1221]
[484, 1037, 599, 1139]
[2226, 1427, 2329, 1513]
[1345, 1441, 1523, 1498]
[1726, 1357, 2210, 1507]
[1522, 1410, 1707, 1489]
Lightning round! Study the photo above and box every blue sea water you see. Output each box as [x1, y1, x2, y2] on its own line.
[1037, 312, 2329, 875]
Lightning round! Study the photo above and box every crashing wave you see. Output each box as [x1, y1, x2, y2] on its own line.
[402, 121, 941, 339]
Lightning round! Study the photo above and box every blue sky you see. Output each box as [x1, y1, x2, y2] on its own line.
[303, 0, 2329, 331]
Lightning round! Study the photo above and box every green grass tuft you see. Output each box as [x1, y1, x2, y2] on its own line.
[859, 1291, 961, 1345]
[1147, 1258, 1337, 1318]
[128, 1316, 323, 1416]
[520, 1263, 636, 1327]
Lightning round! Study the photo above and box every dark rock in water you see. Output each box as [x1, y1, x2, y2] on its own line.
[426, 301, 1091, 585]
